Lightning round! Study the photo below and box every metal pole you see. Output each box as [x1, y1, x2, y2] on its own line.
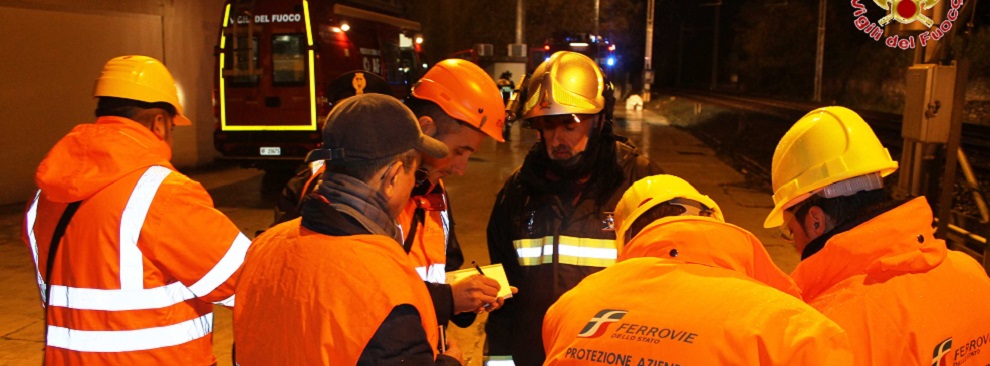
[711, 3, 719, 90]
[936, 60, 968, 242]
[813, 0, 826, 102]
[643, 0, 654, 102]
[677, 21, 684, 87]
[699, 2, 722, 90]
[516, 0, 524, 44]
[957, 147, 990, 223]
[594, 0, 600, 37]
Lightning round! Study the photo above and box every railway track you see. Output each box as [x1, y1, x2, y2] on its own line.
[661, 89, 990, 264]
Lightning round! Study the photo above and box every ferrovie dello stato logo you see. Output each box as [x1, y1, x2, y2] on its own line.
[577, 309, 628, 338]
[850, 0, 964, 50]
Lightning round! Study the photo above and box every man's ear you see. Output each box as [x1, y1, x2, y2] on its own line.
[419, 116, 437, 136]
[379, 162, 400, 197]
[805, 206, 829, 237]
[151, 113, 170, 140]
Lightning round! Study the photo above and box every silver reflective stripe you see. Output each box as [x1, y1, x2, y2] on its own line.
[515, 245, 550, 259]
[47, 312, 214, 352]
[188, 233, 251, 297]
[308, 160, 324, 175]
[214, 294, 235, 307]
[47, 282, 196, 311]
[556, 244, 617, 260]
[25, 190, 46, 303]
[119, 166, 172, 290]
[485, 356, 515, 366]
[440, 193, 450, 246]
[415, 263, 448, 284]
[513, 236, 617, 267]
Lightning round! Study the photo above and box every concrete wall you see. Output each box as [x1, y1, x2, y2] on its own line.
[0, 0, 224, 205]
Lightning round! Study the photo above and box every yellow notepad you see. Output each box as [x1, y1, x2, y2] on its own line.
[445, 263, 513, 299]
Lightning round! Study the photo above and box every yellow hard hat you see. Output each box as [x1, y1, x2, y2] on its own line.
[522, 51, 606, 120]
[93, 55, 191, 126]
[614, 174, 724, 249]
[411, 59, 506, 142]
[763, 106, 898, 228]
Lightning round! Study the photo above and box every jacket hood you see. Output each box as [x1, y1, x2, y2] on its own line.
[620, 216, 802, 298]
[790, 197, 946, 301]
[36, 116, 173, 202]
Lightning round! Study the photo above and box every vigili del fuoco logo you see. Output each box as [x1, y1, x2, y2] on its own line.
[850, 0, 964, 50]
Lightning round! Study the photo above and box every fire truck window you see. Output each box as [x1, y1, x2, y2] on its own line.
[226, 36, 259, 86]
[383, 42, 407, 85]
[272, 34, 306, 85]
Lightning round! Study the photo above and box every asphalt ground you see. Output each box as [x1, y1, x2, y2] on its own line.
[0, 101, 799, 366]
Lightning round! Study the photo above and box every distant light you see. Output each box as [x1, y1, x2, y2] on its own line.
[544, 45, 550, 51]
[331, 27, 342, 33]
[590, 35, 597, 42]
[340, 22, 350, 32]
[607, 57, 615, 66]
[415, 36, 424, 44]
[422, 63, 428, 68]
[570, 42, 589, 47]
[545, 57, 550, 62]
[609, 44, 616, 52]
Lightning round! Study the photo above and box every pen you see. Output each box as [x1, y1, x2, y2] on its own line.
[438, 324, 446, 353]
[472, 261, 485, 275]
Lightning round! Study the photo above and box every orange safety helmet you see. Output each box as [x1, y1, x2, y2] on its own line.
[411, 59, 506, 142]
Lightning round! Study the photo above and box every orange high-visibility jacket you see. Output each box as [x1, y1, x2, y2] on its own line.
[399, 180, 452, 283]
[234, 220, 439, 365]
[791, 197, 990, 365]
[543, 217, 853, 365]
[22, 117, 249, 365]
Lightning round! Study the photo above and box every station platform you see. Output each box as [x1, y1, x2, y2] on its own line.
[0, 101, 794, 366]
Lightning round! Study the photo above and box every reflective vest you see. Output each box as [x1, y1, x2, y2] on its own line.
[791, 197, 990, 365]
[543, 217, 853, 365]
[22, 117, 248, 365]
[234, 222, 439, 365]
[24, 167, 249, 365]
[399, 180, 451, 283]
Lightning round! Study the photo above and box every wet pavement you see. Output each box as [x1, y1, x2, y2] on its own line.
[0, 101, 797, 366]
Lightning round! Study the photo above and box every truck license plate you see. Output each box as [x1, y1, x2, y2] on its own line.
[260, 147, 281, 156]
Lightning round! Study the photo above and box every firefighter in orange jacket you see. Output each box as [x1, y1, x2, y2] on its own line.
[764, 106, 990, 364]
[235, 94, 461, 365]
[273, 60, 514, 325]
[543, 175, 854, 365]
[21, 56, 250, 364]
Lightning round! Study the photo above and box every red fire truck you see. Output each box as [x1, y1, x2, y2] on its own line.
[214, 0, 425, 170]
[529, 32, 617, 78]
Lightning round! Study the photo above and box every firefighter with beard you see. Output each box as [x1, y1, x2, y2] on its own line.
[485, 51, 662, 366]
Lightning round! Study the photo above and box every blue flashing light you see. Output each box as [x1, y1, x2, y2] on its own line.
[606, 57, 615, 67]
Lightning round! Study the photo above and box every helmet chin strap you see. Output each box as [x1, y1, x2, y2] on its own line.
[550, 151, 585, 168]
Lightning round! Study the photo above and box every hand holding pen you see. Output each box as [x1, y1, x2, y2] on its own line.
[450, 263, 501, 314]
